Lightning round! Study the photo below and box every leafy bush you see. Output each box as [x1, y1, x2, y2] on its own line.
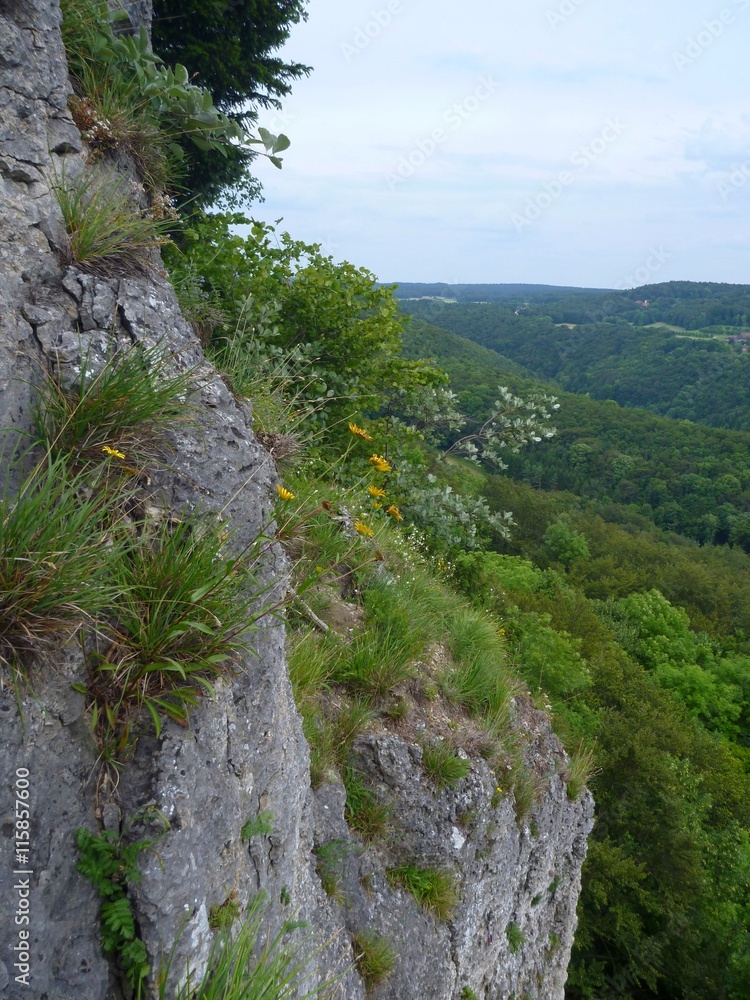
[60, 0, 289, 189]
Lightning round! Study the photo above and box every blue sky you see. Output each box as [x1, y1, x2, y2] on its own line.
[247, 0, 750, 288]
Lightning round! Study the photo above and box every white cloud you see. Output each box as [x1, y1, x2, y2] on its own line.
[247, 0, 750, 286]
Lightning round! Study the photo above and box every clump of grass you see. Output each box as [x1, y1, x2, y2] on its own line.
[209, 891, 241, 930]
[506, 921, 525, 955]
[288, 631, 337, 707]
[34, 344, 195, 467]
[385, 864, 458, 920]
[352, 931, 396, 990]
[52, 166, 172, 276]
[461, 988, 479, 1000]
[241, 811, 274, 841]
[314, 840, 352, 903]
[172, 892, 336, 1000]
[332, 628, 420, 697]
[421, 741, 471, 790]
[509, 753, 544, 821]
[343, 765, 390, 840]
[565, 741, 599, 799]
[303, 696, 376, 788]
[86, 514, 262, 749]
[442, 608, 519, 735]
[0, 460, 118, 674]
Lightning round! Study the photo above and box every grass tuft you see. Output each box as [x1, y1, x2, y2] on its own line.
[172, 892, 336, 999]
[343, 765, 390, 840]
[352, 931, 396, 990]
[0, 460, 117, 674]
[52, 166, 172, 277]
[34, 344, 194, 468]
[421, 741, 472, 789]
[314, 840, 352, 904]
[565, 741, 599, 799]
[385, 864, 458, 920]
[85, 513, 263, 751]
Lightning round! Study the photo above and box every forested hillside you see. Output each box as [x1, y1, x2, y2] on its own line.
[401, 310, 750, 999]
[403, 294, 750, 431]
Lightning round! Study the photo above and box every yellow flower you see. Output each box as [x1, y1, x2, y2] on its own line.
[386, 504, 403, 521]
[369, 455, 392, 473]
[102, 445, 125, 460]
[367, 485, 386, 498]
[496, 787, 503, 793]
[348, 422, 373, 441]
[276, 485, 296, 501]
[372, 502, 383, 509]
[354, 520, 374, 538]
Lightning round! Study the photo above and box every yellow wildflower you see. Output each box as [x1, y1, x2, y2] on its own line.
[354, 520, 375, 538]
[348, 422, 373, 441]
[372, 502, 383, 509]
[102, 445, 125, 460]
[367, 485, 386, 498]
[386, 504, 403, 521]
[369, 454, 392, 473]
[496, 787, 503, 793]
[276, 485, 296, 501]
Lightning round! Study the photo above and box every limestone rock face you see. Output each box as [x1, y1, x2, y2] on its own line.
[0, 3, 593, 998]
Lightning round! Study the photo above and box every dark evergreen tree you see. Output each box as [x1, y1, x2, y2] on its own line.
[152, 0, 311, 204]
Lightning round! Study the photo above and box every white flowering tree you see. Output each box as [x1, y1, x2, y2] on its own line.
[439, 386, 559, 469]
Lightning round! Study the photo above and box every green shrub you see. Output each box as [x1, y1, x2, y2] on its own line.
[352, 931, 396, 990]
[386, 865, 458, 920]
[421, 741, 471, 789]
